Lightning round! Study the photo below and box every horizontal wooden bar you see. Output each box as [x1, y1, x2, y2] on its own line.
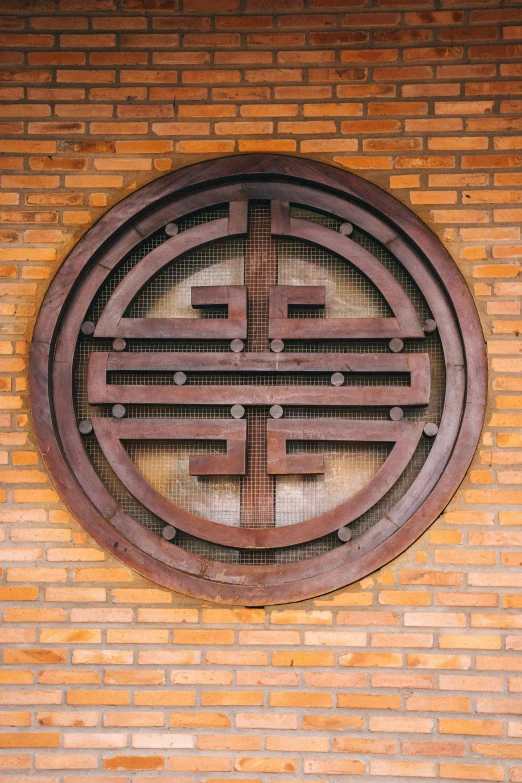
[104, 317, 247, 340]
[102, 350, 429, 376]
[94, 418, 246, 476]
[267, 418, 420, 475]
[88, 350, 430, 408]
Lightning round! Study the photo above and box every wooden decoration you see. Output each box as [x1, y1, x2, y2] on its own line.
[30, 154, 487, 605]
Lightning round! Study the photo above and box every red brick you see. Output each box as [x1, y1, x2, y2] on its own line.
[342, 12, 400, 27]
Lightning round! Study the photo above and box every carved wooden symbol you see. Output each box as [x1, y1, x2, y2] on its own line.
[31, 155, 486, 605]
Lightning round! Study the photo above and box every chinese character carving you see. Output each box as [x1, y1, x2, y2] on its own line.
[31, 155, 486, 604]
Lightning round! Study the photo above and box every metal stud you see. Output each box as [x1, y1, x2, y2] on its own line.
[338, 526, 352, 542]
[270, 404, 284, 419]
[231, 404, 245, 419]
[340, 222, 354, 236]
[112, 338, 126, 352]
[173, 372, 186, 386]
[78, 420, 93, 435]
[423, 318, 437, 334]
[424, 422, 438, 437]
[389, 338, 404, 353]
[390, 406, 404, 421]
[112, 404, 126, 419]
[162, 525, 177, 540]
[331, 372, 345, 387]
[81, 321, 95, 336]
[230, 339, 244, 353]
[270, 339, 284, 353]
[165, 222, 178, 236]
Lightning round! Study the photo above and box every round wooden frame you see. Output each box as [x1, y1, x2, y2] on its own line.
[30, 154, 487, 605]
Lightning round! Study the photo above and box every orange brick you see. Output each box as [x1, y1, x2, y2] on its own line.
[440, 763, 503, 781]
[170, 712, 231, 729]
[340, 652, 402, 667]
[406, 695, 471, 712]
[407, 654, 471, 669]
[134, 690, 195, 707]
[198, 734, 261, 751]
[272, 652, 334, 666]
[168, 756, 232, 772]
[338, 694, 401, 710]
[112, 589, 171, 603]
[402, 740, 466, 757]
[302, 714, 363, 731]
[303, 758, 366, 775]
[400, 571, 463, 586]
[202, 692, 263, 707]
[379, 591, 431, 605]
[271, 692, 332, 708]
[173, 629, 234, 645]
[439, 719, 503, 736]
[333, 737, 397, 754]
[237, 670, 298, 686]
[67, 691, 129, 706]
[439, 672, 503, 691]
[371, 760, 436, 777]
[104, 756, 163, 771]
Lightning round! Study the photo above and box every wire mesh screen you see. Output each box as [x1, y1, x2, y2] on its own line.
[281, 234, 392, 323]
[124, 439, 240, 527]
[73, 199, 446, 564]
[277, 441, 392, 527]
[127, 238, 244, 321]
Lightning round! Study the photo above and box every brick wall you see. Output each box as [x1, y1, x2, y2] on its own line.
[1, 0, 522, 779]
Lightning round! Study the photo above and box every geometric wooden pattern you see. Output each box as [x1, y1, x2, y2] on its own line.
[30, 155, 487, 605]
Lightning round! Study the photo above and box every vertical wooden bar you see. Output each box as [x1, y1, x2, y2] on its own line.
[240, 202, 277, 528]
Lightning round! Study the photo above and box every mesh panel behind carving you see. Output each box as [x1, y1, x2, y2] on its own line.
[73, 200, 445, 564]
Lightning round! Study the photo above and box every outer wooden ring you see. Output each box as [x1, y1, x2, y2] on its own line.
[30, 154, 487, 605]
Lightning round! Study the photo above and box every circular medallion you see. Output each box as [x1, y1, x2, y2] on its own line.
[30, 155, 486, 605]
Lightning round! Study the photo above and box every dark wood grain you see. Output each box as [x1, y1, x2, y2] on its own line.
[88, 349, 431, 408]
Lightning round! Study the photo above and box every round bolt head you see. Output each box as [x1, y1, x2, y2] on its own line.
[338, 526, 353, 542]
[340, 222, 354, 236]
[389, 338, 404, 353]
[331, 372, 345, 387]
[390, 406, 404, 421]
[78, 420, 93, 435]
[81, 321, 95, 336]
[270, 339, 285, 353]
[112, 404, 126, 419]
[270, 404, 284, 419]
[424, 422, 438, 437]
[231, 404, 245, 419]
[165, 222, 178, 236]
[230, 338, 244, 353]
[173, 371, 187, 386]
[112, 338, 126, 352]
[423, 318, 437, 334]
[162, 525, 177, 541]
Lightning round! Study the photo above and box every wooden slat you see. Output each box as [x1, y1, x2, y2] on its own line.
[95, 418, 246, 476]
[270, 202, 425, 339]
[88, 350, 431, 408]
[94, 207, 248, 339]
